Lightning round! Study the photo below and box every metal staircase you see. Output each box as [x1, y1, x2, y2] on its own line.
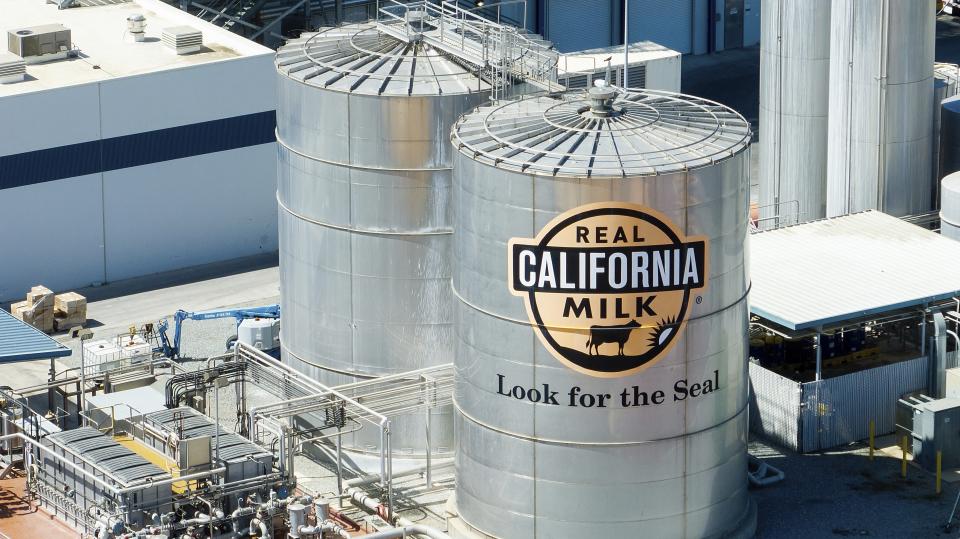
[375, 0, 562, 100]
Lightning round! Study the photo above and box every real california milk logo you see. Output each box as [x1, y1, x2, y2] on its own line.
[508, 202, 709, 378]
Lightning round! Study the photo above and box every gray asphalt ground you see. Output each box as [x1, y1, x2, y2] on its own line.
[8, 14, 960, 538]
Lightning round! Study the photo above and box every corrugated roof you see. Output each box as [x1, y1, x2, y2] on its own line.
[145, 407, 270, 461]
[0, 308, 70, 362]
[46, 427, 168, 484]
[750, 211, 960, 330]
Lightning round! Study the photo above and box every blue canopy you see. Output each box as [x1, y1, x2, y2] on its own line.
[0, 308, 70, 362]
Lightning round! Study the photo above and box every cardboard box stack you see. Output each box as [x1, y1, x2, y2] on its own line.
[9, 286, 86, 334]
[10, 286, 55, 333]
[54, 292, 87, 332]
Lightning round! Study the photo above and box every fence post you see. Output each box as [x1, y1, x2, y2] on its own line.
[901, 435, 908, 479]
[869, 420, 875, 461]
[938, 450, 943, 495]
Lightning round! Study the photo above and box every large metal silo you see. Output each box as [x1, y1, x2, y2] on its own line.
[934, 64, 960, 209]
[942, 96, 960, 183]
[758, 0, 831, 227]
[943, 172, 960, 241]
[826, 0, 935, 218]
[275, 22, 491, 457]
[449, 87, 754, 538]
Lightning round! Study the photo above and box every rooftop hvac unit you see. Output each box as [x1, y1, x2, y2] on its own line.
[0, 52, 25, 84]
[557, 41, 680, 92]
[6, 24, 72, 64]
[161, 26, 202, 55]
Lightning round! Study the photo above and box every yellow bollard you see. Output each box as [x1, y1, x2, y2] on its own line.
[869, 420, 875, 461]
[901, 435, 908, 479]
[937, 451, 943, 495]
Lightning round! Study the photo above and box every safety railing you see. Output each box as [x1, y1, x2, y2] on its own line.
[375, 0, 560, 99]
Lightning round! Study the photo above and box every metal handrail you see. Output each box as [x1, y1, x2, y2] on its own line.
[375, 0, 560, 98]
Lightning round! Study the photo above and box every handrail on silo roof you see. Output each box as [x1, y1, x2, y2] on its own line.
[374, 0, 563, 99]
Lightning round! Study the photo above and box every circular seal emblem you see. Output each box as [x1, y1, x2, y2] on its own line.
[508, 202, 709, 378]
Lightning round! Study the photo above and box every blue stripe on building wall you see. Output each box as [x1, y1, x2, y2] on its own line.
[0, 110, 276, 191]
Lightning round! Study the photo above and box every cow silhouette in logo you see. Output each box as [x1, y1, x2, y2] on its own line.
[585, 320, 641, 356]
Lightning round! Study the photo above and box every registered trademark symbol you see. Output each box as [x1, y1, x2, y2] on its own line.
[696, 296, 703, 304]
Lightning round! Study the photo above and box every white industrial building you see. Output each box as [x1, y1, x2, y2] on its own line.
[0, 0, 277, 302]
[557, 41, 681, 92]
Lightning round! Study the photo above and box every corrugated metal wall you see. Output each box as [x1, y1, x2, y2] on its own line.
[748, 362, 802, 450]
[752, 356, 932, 452]
[629, 0, 693, 54]
[800, 356, 928, 452]
[546, 0, 614, 52]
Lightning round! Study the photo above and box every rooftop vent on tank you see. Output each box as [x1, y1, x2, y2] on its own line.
[0, 52, 26, 84]
[7, 24, 72, 64]
[161, 26, 202, 55]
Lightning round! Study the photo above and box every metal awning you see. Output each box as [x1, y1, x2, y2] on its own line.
[750, 211, 960, 331]
[0, 308, 70, 362]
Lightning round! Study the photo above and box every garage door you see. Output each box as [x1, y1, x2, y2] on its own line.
[628, 0, 692, 54]
[547, 0, 614, 53]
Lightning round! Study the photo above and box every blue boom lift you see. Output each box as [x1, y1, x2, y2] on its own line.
[155, 305, 280, 359]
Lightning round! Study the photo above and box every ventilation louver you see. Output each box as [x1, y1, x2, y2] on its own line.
[161, 26, 202, 55]
[0, 52, 26, 84]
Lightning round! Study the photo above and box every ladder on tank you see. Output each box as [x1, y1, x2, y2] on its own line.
[375, 0, 564, 100]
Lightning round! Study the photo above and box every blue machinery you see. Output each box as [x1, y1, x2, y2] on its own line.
[155, 305, 280, 359]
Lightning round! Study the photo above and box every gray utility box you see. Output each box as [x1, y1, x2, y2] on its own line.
[912, 398, 960, 471]
[946, 367, 960, 399]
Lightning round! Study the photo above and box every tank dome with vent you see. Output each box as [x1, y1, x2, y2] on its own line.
[449, 88, 755, 538]
[451, 88, 750, 178]
[275, 23, 491, 97]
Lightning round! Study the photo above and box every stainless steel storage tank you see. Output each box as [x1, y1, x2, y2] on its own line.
[934, 78, 948, 210]
[933, 64, 960, 209]
[449, 87, 754, 538]
[758, 0, 831, 227]
[943, 172, 960, 241]
[826, 0, 935, 218]
[936, 65, 960, 207]
[936, 63, 960, 97]
[942, 96, 960, 182]
[275, 22, 491, 456]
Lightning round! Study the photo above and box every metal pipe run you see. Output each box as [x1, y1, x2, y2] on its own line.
[359, 525, 452, 539]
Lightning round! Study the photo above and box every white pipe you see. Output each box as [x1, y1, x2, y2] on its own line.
[359, 525, 452, 539]
[249, 517, 270, 539]
[321, 520, 352, 539]
[345, 461, 453, 488]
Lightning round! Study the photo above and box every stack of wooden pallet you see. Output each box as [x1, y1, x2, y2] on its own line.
[9, 286, 86, 334]
[54, 292, 87, 332]
[10, 286, 55, 333]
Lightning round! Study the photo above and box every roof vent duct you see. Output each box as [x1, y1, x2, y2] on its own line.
[587, 82, 617, 116]
[0, 52, 26, 84]
[7, 24, 72, 64]
[161, 26, 202, 55]
[127, 14, 146, 43]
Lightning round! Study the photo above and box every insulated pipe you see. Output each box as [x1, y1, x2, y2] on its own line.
[358, 525, 452, 539]
[320, 521, 352, 539]
[249, 517, 270, 538]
